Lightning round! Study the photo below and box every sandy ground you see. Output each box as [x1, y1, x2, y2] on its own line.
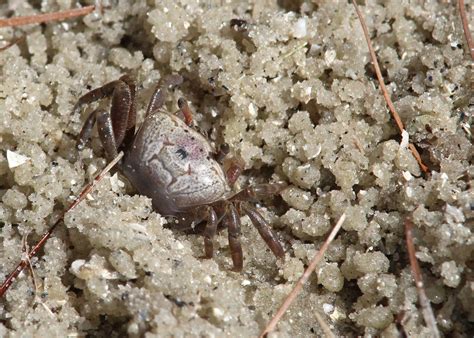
[0, 1, 473, 337]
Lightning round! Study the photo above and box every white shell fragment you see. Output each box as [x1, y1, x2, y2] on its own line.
[402, 170, 413, 181]
[110, 172, 125, 193]
[324, 50, 336, 65]
[6, 150, 30, 169]
[293, 18, 307, 38]
[445, 204, 465, 223]
[323, 303, 334, 314]
[70, 258, 120, 280]
[70, 259, 87, 275]
[400, 130, 409, 149]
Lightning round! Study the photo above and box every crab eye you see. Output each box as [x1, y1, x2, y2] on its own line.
[176, 148, 188, 159]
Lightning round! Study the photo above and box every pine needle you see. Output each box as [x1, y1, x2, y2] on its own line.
[405, 218, 440, 338]
[458, 0, 474, 60]
[0, 5, 95, 28]
[260, 213, 346, 337]
[351, 0, 429, 173]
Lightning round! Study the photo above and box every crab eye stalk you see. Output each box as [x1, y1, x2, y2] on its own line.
[177, 97, 193, 126]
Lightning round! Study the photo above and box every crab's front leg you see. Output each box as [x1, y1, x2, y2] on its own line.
[77, 109, 118, 160]
[74, 75, 136, 160]
[145, 74, 183, 117]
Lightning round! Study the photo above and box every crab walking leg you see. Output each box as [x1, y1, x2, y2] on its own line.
[224, 156, 245, 186]
[241, 203, 285, 259]
[74, 76, 136, 155]
[77, 109, 98, 150]
[203, 207, 218, 258]
[107, 81, 132, 147]
[72, 80, 119, 115]
[96, 110, 119, 161]
[225, 204, 243, 271]
[76, 109, 118, 161]
[214, 143, 230, 163]
[145, 83, 165, 117]
[231, 182, 288, 201]
[118, 75, 137, 133]
[145, 74, 183, 117]
[72, 75, 132, 116]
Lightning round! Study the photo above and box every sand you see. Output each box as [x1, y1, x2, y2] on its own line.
[0, 1, 472, 336]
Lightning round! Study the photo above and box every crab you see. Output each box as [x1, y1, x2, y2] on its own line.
[73, 74, 286, 271]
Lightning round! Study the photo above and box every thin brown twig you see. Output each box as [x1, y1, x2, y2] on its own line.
[405, 218, 440, 338]
[351, 0, 429, 173]
[458, 0, 474, 60]
[314, 311, 336, 338]
[0, 5, 95, 28]
[260, 213, 346, 337]
[0, 151, 124, 298]
[0, 35, 25, 51]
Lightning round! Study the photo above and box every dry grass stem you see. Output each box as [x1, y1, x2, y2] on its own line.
[351, 0, 429, 173]
[458, 0, 474, 60]
[314, 311, 336, 338]
[260, 213, 346, 337]
[21, 233, 56, 318]
[405, 218, 440, 338]
[0, 5, 95, 28]
[0, 151, 124, 298]
[0, 35, 25, 51]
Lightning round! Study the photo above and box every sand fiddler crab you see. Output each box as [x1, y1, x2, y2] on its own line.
[74, 74, 285, 271]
